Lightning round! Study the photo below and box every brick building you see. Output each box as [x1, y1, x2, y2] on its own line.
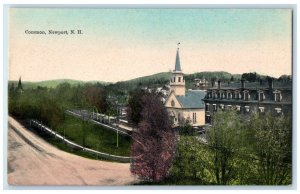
[203, 79, 292, 124]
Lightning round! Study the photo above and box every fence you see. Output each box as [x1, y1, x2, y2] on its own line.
[66, 110, 132, 137]
[30, 120, 132, 163]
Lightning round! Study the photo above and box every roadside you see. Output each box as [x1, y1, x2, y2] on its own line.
[7, 116, 137, 186]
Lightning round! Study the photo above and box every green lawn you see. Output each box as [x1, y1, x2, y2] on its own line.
[52, 115, 131, 157]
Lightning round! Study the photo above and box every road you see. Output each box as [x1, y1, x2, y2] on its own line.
[7, 116, 137, 186]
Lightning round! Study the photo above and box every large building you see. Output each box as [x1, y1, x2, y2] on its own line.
[164, 48, 206, 127]
[203, 79, 292, 124]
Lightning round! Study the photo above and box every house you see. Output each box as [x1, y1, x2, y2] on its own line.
[164, 48, 206, 127]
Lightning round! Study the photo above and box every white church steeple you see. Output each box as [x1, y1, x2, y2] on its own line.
[170, 47, 185, 96]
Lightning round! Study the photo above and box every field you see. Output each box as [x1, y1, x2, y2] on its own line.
[32, 115, 131, 159]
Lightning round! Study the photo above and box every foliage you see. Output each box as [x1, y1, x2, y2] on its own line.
[206, 110, 246, 184]
[127, 89, 146, 126]
[247, 113, 292, 185]
[131, 92, 176, 182]
[170, 123, 212, 184]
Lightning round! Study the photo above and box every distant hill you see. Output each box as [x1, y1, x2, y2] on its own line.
[9, 71, 282, 92]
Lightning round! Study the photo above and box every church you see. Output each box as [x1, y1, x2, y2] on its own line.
[164, 48, 206, 127]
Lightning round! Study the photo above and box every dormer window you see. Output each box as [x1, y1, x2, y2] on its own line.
[235, 90, 241, 100]
[221, 92, 226, 99]
[273, 90, 282, 102]
[227, 91, 232, 99]
[243, 90, 250, 101]
[258, 90, 265, 101]
[212, 91, 217, 99]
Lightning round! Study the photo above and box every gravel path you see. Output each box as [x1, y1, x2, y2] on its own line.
[7, 116, 137, 186]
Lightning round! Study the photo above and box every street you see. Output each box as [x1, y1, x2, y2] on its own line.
[7, 116, 137, 186]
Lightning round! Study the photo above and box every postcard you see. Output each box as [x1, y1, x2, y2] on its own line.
[7, 7, 293, 186]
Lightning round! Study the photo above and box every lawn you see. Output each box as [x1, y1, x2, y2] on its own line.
[42, 115, 131, 157]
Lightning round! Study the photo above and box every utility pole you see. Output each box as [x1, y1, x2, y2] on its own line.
[116, 102, 119, 148]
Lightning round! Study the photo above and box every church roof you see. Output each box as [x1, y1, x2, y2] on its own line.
[174, 49, 181, 71]
[176, 90, 206, 109]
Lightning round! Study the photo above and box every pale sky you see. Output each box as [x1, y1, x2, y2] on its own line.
[9, 8, 292, 82]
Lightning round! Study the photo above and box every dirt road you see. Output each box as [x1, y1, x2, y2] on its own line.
[7, 117, 137, 186]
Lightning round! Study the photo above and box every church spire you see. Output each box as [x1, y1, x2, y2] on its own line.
[175, 48, 181, 71]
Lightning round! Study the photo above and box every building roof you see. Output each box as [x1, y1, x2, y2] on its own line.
[209, 80, 292, 90]
[174, 48, 182, 71]
[176, 90, 206, 109]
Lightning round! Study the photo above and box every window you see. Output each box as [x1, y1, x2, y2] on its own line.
[205, 103, 210, 111]
[192, 112, 197, 123]
[221, 92, 225, 99]
[258, 91, 265, 101]
[227, 92, 232, 99]
[213, 104, 217, 111]
[206, 115, 211, 124]
[235, 91, 241, 100]
[212, 91, 216, 99]
[274, 91, 282, 102]
[178, 77, 181, 82]
[259, 107, 265, 113]
[275, 108, 282, 114]
[236, 105, 241, 111]
[244, 90, 250, 101]
[171, 100, 175, 107]
[220, 104, 224, 110]
[173, 77, 176, 82]
[245, 106, 250, 113]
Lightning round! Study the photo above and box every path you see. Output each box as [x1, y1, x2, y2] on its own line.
[7, 116, 137, 186]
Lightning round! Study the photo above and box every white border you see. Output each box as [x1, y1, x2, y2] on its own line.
[1, 0, 299, 193]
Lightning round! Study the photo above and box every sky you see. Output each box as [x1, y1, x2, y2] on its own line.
[9, 8, 292, 82]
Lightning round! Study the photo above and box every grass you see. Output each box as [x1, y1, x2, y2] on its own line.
[30, 115, 131, 161]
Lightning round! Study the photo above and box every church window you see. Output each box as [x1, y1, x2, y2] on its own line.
[192, 112, 197, 123]
[171, 100, 175, 107]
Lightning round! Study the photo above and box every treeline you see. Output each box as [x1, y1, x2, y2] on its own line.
[8, 82, 111, 128]
[169, 111, 292, 185]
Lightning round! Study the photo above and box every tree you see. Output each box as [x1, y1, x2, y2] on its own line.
[127, 89, 145, 126]
[130, 92, 176, 182]
[170, 122, 212, 184]
[206, 110, 245, 185]
[247, 113, 292, 185]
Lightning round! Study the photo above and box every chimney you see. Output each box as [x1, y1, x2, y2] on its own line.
[241, 79, 245, 89]
[217, 80, 221, 90]
[268, 77, 274, 90]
